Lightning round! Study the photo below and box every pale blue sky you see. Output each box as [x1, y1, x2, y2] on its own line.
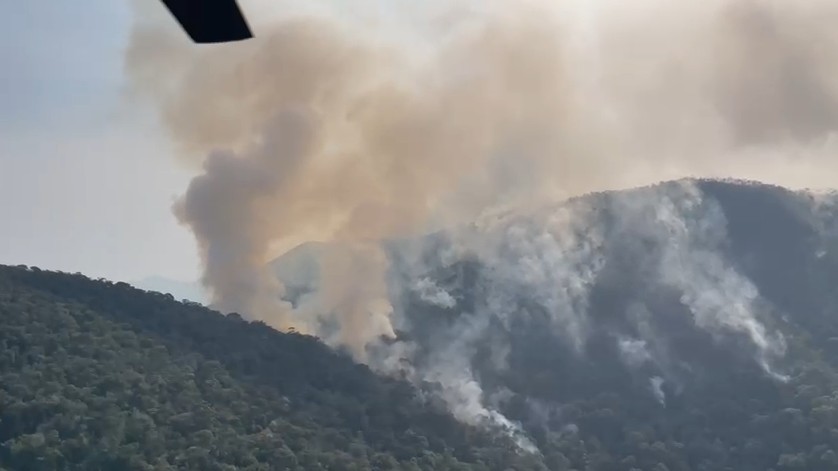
[0, 0, 200, 283]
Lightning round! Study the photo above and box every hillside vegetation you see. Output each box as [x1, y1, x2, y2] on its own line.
[0, 265, 538, 470]
[5, 180, 838, 470]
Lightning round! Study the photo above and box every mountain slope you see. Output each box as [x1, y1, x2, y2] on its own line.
[253, 178, 838, 470]
[0, 265, 543, 470]
[7, 179, 838, 470]
[372, 179, 838, 471]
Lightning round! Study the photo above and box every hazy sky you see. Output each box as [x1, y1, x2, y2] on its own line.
[0, 1, 200, 282]
[4, 0, 838, 288]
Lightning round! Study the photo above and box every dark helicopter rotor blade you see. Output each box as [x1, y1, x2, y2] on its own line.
[160, 0, 253, 43]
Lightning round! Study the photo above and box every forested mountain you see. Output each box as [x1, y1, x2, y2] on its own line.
[0, 266, 539, 470]
[5, 179, 838, 470]
[375, 179, 838, 471]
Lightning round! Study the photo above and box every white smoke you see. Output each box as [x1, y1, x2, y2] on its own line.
[619, 338, 652, 368]
[650, 376, 666, 406]
[375, 181, 791, 449]
[412, 277, 457, 309]
[610, 182, 789, 379]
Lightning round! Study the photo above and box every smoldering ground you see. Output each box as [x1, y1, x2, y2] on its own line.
[126, 0, 838, 448]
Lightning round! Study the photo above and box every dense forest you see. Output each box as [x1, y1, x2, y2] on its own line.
[5, 180, 838, 470]
[0, 265, 539, 470]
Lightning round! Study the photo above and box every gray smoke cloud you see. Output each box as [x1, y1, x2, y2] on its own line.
[172, 109, 315, 329]
[126, 0, 838, 447]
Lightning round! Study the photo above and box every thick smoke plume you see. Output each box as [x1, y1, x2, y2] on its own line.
[127, 0, 838, 445]
[128, 0, 838, 338]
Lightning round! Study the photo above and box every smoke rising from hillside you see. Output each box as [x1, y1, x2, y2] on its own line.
[127, 0, 838, 445]
[376, 180, 795, 447]
[129, 0, 838, 334]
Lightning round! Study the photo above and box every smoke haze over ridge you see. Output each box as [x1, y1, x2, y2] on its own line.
[126, 0, 838, 446]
